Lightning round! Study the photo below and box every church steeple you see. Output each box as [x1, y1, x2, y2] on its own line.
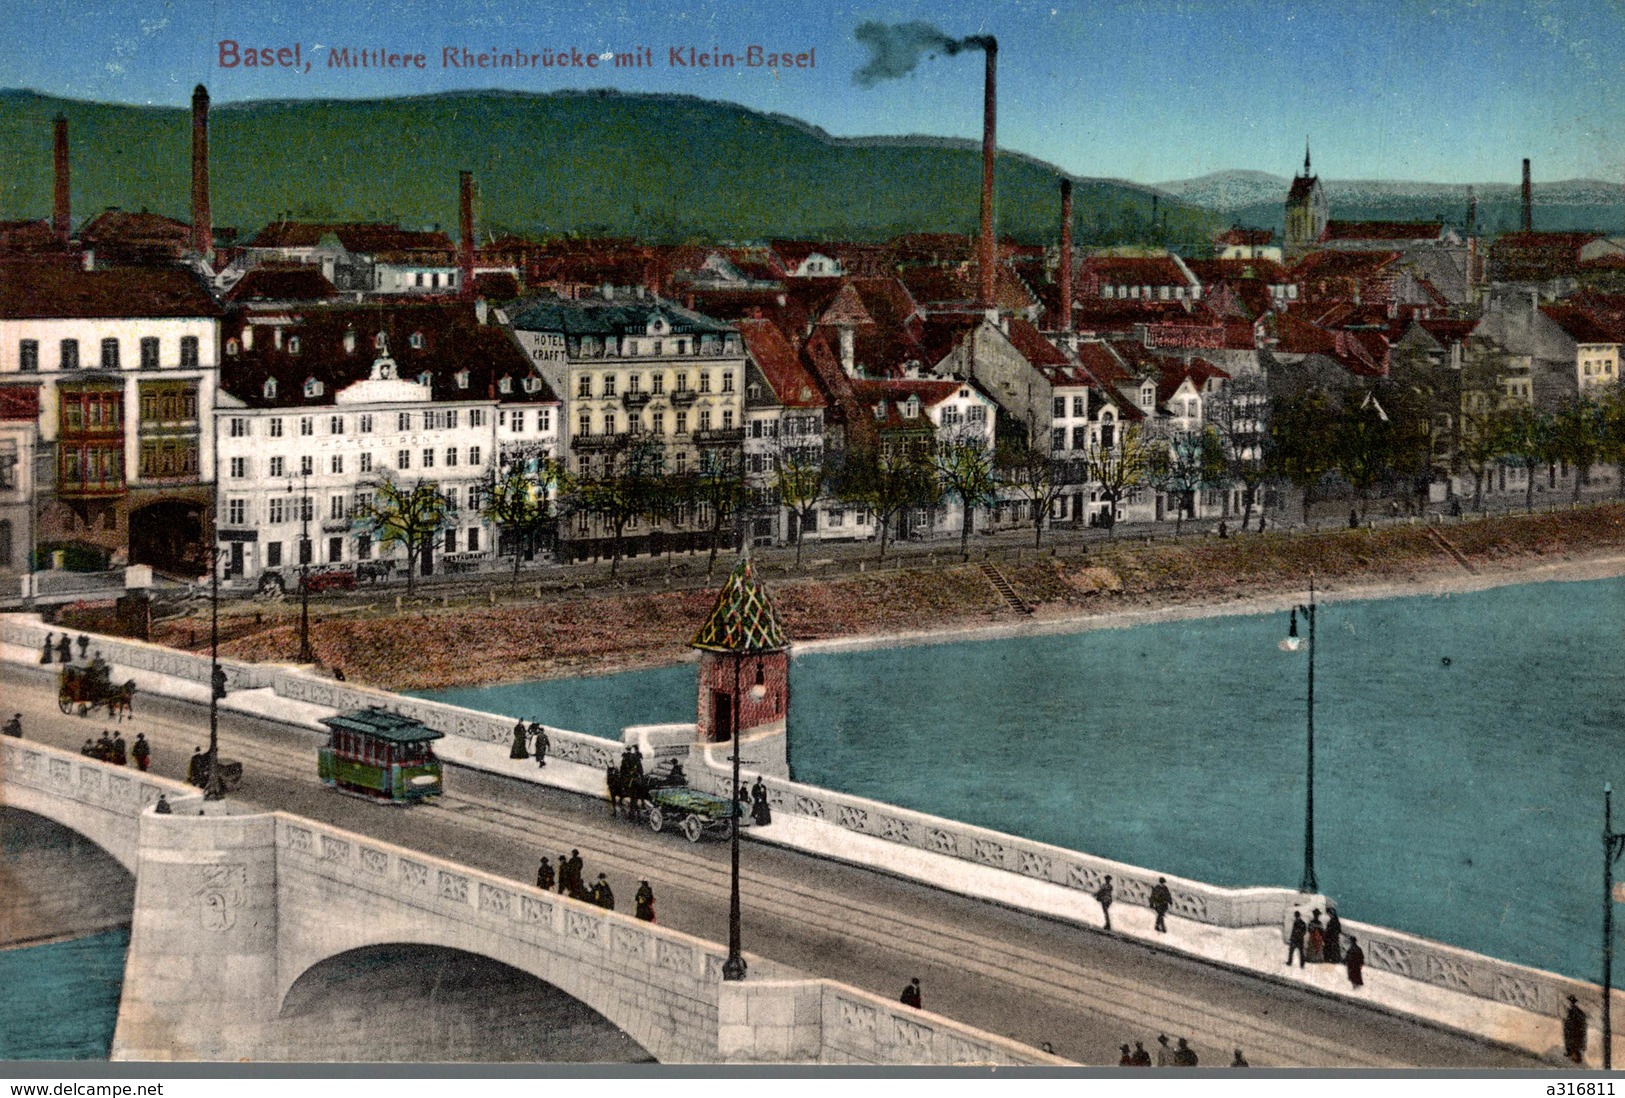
[1303, 139, 1312, 177]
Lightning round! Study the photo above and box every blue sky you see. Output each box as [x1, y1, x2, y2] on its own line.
[2, 0, 1621, 185]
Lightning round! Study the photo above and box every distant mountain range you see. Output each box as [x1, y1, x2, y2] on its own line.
[0, 88, 1217, 249]
[1156, 170, 1624, 236]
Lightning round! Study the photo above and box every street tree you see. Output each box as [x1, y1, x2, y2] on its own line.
[1335, 390, 1407, 517]
[772, 434, 831, 569]
[480, 452, 570, 581]
[1266, 388, 1340, 515]
[836, 443, 939, 562]
[353, 474, 457, 596]
[689, 445, 750, 577]
[1550, 394, 1607, 503]
[570, 437, 671, 576]
[933, 429, 999, 560]
[1145, 427, 1227, 535]
[1599, 381, 1625, 499]
[1085, 426, 1150, 537]
[994, 437, 1079, 549]
[1499, 403, 1557, 513]
[1205, 372, 1272, 530]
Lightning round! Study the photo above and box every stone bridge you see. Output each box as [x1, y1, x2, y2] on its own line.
[0, 739, 1057, 1066]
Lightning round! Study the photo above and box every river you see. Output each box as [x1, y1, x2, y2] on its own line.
[417, 574, 1625, 983]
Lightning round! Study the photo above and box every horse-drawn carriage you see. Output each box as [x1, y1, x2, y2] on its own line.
[57, 662, 136, 720]
[609, 759, 739, 842]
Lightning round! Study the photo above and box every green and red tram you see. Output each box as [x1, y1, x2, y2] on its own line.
[318, 707, 444, 803]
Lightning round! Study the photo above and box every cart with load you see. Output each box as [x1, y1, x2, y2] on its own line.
[646, 785, 740, 843]
[57, 663, 137, 720]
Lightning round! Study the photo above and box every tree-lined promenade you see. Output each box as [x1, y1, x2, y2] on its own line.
[63, 502, 1623, 693]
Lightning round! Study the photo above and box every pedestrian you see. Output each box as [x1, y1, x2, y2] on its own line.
[2, 713, 21, 738]
[1563, 995, 1587, 1065]
[1307, 908, 1326, 963]
[634, 880, 655, 922]
[750, 777, 772, 826]
[187, 747, 205, 787]
[536, 858, 555, 892]
[76, 634, 90, 660]
[131, 733, 150, 772]
[153, 794, 172, 815]
[533, 725, 549, 768]
[1149, 876, 1173, 933]
[111, 732, 128, 767]
[80, 739, 95, 757]
[567, 849, 585, 899]
[900, 978, 922, 1009]
[1173, 1038, 1198, 1067]
[1257, 515, 1267, 534]
[1094, 875, 1114, 930]
[1450, 497, 1463, 517]
[628, 745, 644, 782]
[1155, 1034, 1172, 1066]
[556, 854, 570, 895]
[332, 666, 346, 681]
[1323, 906, 1343, 965]
[510, 720, 530, 759]
[41, 633, 55, 664]
[1217, 520, 1228, 539]
[1230, 1049, 1249, 1067]
[1130, 1041, 1151, 1066]
[1118, 1044, 1134, 1067]
[589, 873, 615, 911]
[1344, 935, 1365, 988]
[95, 731, 114, 762]
[57, 634, 72, 663]
[1286, 909, 1307, 967]
[1348, 508, 1359, 529]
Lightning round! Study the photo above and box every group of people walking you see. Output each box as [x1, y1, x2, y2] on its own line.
[1286, 907, 1365, 987]
[1092, 874, 1176, 933]
[535, 849, 657, 922]
[38, 631, 89, 665]
[81, 729, 151, 770]
[509, 720, 550, 767]
[1115, 1035, 1223, 1067]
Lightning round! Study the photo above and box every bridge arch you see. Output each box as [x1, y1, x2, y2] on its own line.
[278, 943, 653, 1062]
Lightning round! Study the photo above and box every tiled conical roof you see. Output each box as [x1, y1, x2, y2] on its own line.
[690, 557, 788, 653]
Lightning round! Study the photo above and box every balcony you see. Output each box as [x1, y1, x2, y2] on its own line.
[693, 427, 745, 446]
[570, 431, 634, 452]
[620, 391, 653, 410]
[669, 390, 699, 407]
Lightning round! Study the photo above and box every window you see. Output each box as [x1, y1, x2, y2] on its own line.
[1073, 396, 1086, 418]
[225, 338, 238, 357]
[330, 495, 345, 521]
[267, 541, 282, 566]
[422, 448, 435, 468]
[467, 528, 480, 552]
[676, 373, 689, 392]
[1053, 428, 1067, 451]
[603, 413, 617, 435]
[304, 377, 323, 398]
[331, 454, 344, 474]
[652, 374, 665, 395]
[355, 534, 371, 561]
[577, 375, 591, 398]
[676, 451, 688, 473]
[359, 453, 372, 473]
[300, 417, 313, 436]
[498, 376, 512, 394]
[60, 339, 79, 370]
[967, 406, 987, 425]
[722, 409, 734, 429]
[469, 409, 485, 427]
[300, 496, 314, 523]
[270, 456, 285, 478]
[227, 417, 248, 438]
[358, 414, 373, 434]
[699, 372, 711, 393]
[1073, 426, 1088, 449]
[675, 410, 688, 434]
[227, 499, 247, 525]
[397, 450, 410, 469]
[510, 410, 526, 433]
[603, 374, 617, 397]
[446, 410, 458, 430]
[100, 338, 119, 369]
[269, 417, 284, 437]
[140, 338, 160, 370]
[300, 455, 314, 476]
[652, 340, 663, 357]
[538, 409, 551, 432]
[446, 447, 458, 467]
[19, 340, 37, 372]
[698, 409, 712, 431]
[628, 374, 641, 394]
[722, 371, 734, 393]
[288, 336, 301, 355]
[398, 412, 411, 431]
[328, 415, 343, 434]
[263, 378, 278, 400]
[180, 336, 199, 368]
[229, 457, 247, 478]
[469, 447, 481, 465]
[410, 332, 425, 350]
[652, 410, 665, 434]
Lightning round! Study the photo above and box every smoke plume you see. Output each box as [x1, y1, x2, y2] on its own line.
[853, 21, 993, 86]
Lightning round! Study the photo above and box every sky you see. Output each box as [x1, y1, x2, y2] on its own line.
[1, 0, 1622, 186]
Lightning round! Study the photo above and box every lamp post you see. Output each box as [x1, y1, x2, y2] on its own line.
[722, 656, 767, 981]
[1281, 578, 1318, 894]
[204, 542, 226, 800]
[1604, 783, 1625, 1068]
[288, 472, 314, 663]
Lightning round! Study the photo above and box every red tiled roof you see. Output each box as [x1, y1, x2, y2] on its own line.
[1004, 316, 1070, 366]
[817, 282, 875, 328]
[1081, 255, 1191, 286]
[245, 221, 455, 257]
[225, 266, 339, 303]
[1323, 220, 1443, 242]
[0, 263, 221, 320]
[738, 318, 826, 410]
[850, 378, 967, 431]
[1216, 228, 1275, 247]
[1541, 306, 1625, 345]
[79, 208, 191, 247]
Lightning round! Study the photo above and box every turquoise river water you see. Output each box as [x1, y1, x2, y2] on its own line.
[420, 575, 1625, 984]
[0, 928, 129, 1060]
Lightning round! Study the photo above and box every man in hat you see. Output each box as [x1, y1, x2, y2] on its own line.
[1149, 876, 1173, 933]
[2, 713, 21, 738]
[1094, 875, 1114, 931]
[1564, 995, 1587, 1065]
[899, 978, 921, 1009]
[634, 880, 655, 922]
[131, 733, 151, 772]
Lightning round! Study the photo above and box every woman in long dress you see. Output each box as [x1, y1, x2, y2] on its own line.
[1306, 909, 1326, 963]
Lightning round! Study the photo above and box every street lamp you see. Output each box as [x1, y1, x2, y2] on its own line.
[288, 472, 314, 663]
[204, 545, 226, 800]
[1603, 783, 1625, 1068]
[1280, 578, 1318, 893]
[722, 657, 768, 981]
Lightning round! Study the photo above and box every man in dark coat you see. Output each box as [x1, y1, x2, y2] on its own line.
[900, 978, 921, 1009]
[41, 634, 54, 664]
[1344, 935, 1365, 988]
[589, 873, 615, 911]
[567, 849, 585, 898]
[1149, 876, 1173, 933]
[1564, 995, 1587, 1064]
[1118, 1045, 1133, 1066]
[1230, 1049, 1249, 1067]
[750, 777, 772, 826]
[556, 854, 570, 895]
[536, 858, 555, 892]
[1130, 1041, 1151, 1066]
[1323, 906, 1343, 964]
[1094, 875, 1114, 930]
[1287, 910, 1307, 967]
[1154, 1034, 1172, 1066]
[77, 634, 90, 659]
[154, 794, 172, 814]
[57, 634, 72, 663]
[510, 721, 530, 759]
[532, 725, 549, 768]
[131, 734, 150, 771]
[187, 747, 205, 787]
[1173, 1038, 1198, 1066]
[111, 733, 127, 767]
[634, 880, 655, 922]
[80, 739, 95, 757]
[3, 713, 21, 738]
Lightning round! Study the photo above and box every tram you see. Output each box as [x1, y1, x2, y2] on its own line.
[318, 707, 444, 803]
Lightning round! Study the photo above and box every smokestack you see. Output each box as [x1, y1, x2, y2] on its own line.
[1521, 158, 1532, 233]
[53, 116, 70, 245]
[1058, 179, 1073, 333]
[977, 39, 998, 310]
[1465, 185, 1477, 237]
[459, 170, 475, 301]
[191, 85, 212, 260]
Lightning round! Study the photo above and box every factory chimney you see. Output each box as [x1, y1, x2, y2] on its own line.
[191, 85, 212, 260]
[1058, 179, 1073, 333]
[53, 116, 70, 245]
[1521, 158, 1532, 233]
[977, 39, 998, 310]
[459, 171, 476, 301]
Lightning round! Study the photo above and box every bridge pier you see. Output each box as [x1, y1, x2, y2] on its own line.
[112, 810, 281, 1061]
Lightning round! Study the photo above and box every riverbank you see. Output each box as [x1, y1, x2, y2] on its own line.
[90, 503, 1625, 692]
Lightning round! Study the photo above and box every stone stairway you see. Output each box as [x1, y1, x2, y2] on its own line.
[980, 563, 1031, 614]
[1424, 527, 1478, 574]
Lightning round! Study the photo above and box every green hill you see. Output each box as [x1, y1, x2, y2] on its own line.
[0, 88, 1218, 249]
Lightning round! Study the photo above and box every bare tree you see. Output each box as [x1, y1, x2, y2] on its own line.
[1206, 372, 1272, 529]
[933, 429, 999, 560]
[772, 433, 830, 569]
[569, 438, 671, 577]
[835, 442, 939, 562]
[353, 474, 456, 595]
[1145, 428, 1227, 535]
[1085, 426, 1150, 537]
[480, 452, 570, 581]
[994, 437, 1079, 549]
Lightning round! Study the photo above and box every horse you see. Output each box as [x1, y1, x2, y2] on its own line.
[606, 765, 626, 816]
[105, 681, 136, 722]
